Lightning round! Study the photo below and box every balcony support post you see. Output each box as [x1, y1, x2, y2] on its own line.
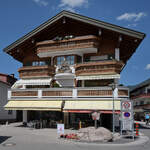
[23, 110, 28, 124]
[64, 112, 69, 128]
[38, 90, 42, 98]
[82, 80, 85, 87]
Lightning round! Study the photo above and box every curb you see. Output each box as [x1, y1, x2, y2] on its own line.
[60, 134, 149, 147]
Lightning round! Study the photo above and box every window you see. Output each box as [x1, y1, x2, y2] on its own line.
[147, 89, 150, 93]
[31, 61, 49, 66]
[57, 56, 65, 65]
[56, 56, 74, 65]
[8, 110, 13, 115]
[140, 101, 144, 105]
[66, 56, 74, 65]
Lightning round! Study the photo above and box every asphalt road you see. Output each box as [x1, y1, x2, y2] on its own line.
[0, 123, 149, 150]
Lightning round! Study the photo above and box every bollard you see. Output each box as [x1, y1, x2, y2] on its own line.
[79, 121, 82, 129]
[135, 123, 139, 136]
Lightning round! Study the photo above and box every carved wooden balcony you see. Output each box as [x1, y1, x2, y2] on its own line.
[8, 87, 129, 99]
[75, 60, 124, 76]
[18, 65, 55, 79]
[36, 35, 100, 57]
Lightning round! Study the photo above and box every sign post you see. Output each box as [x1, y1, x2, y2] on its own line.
[121, 100, 134, 140]
[91, 111, 100, 129]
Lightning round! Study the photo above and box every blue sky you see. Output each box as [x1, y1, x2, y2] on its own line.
[0, 0, 150, 86]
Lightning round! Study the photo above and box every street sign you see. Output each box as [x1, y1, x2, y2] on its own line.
[91, 111, 100, 120]
[121, 100, 134, 138]
[122, 101, 132, 110]
[122, 111, 132, 119]
[122, 120, 133, 130]
[124, 112, 131, 118]
[57, 124, 64, 134]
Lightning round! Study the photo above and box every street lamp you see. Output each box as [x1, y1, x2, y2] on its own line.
[109, 81, 118, 136]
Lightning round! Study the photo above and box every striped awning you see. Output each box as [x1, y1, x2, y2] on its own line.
[12, 78, 52, 89]
[4, 100, 62, 111]
[76, 74, 120, 80]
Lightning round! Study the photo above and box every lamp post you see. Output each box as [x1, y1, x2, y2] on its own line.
[109, 81, 118, 136]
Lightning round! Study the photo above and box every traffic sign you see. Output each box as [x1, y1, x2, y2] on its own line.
[91, 111, 100, 120]
[122, 112, 132, 119]
[124, 112, 131, 117]
[122, 100, 132, 110]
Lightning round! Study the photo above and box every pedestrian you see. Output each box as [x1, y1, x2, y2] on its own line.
[145, 113, 150, 125]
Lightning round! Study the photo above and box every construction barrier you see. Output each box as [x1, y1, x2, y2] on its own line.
[135, 123, 139, 136]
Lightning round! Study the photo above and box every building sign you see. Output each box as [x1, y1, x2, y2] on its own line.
[57, 124, 64, 134]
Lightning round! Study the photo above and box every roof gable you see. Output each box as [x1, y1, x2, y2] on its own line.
[3, 10, 145, 53]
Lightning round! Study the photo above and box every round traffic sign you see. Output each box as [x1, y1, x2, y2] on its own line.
[122, 101, 130, 109]
[124, 112, 131, 117]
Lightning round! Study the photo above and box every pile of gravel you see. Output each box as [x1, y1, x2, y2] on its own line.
[77, 127, 113, 142]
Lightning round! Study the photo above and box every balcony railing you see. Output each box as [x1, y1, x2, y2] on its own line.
[8, 87, 129, 99]
[75, 60, 124, 76]
[36, 35, 100, 57]
[18, 65, 55, 79]
[131, 93, 150, 100]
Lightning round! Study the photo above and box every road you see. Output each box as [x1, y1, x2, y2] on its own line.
[0, 123, 149, 150]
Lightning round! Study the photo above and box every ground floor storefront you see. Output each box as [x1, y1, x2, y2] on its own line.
[5, 99, 121, 130]
[17, 110, 120, 131]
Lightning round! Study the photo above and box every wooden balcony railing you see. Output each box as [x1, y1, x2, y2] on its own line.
[75, 60, 124, 76]
[36, 35, 100, 56]
[18, 65, 55, 79]
[131, 93, 150, 100]
[8, 87, 129, 99]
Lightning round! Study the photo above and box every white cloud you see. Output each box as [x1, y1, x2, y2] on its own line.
[145, 64, 150, 70]
[32, 0, 48, 7]
[117, 12, 147, 22]
[127, 23, 137, 27]
[59, 0, 88, 12]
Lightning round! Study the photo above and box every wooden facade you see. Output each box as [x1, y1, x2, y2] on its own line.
[4, 11, 145, 113]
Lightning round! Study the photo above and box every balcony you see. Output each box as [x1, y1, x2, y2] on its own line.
[75, 60, 124, 76]
[131, 93, 150, 100]
[36, 35, 100, 57]
[18, 65, 55, 79]
[8, 87, 129, 100]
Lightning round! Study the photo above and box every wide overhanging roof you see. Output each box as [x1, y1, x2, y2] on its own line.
[3, 10, 145, 53]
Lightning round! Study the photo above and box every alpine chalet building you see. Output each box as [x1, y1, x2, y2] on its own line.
[4, 11, 145, 129]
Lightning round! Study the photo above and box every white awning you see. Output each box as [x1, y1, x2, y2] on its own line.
[12, 78, 52, 89]
[76, 74, 120, 80]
